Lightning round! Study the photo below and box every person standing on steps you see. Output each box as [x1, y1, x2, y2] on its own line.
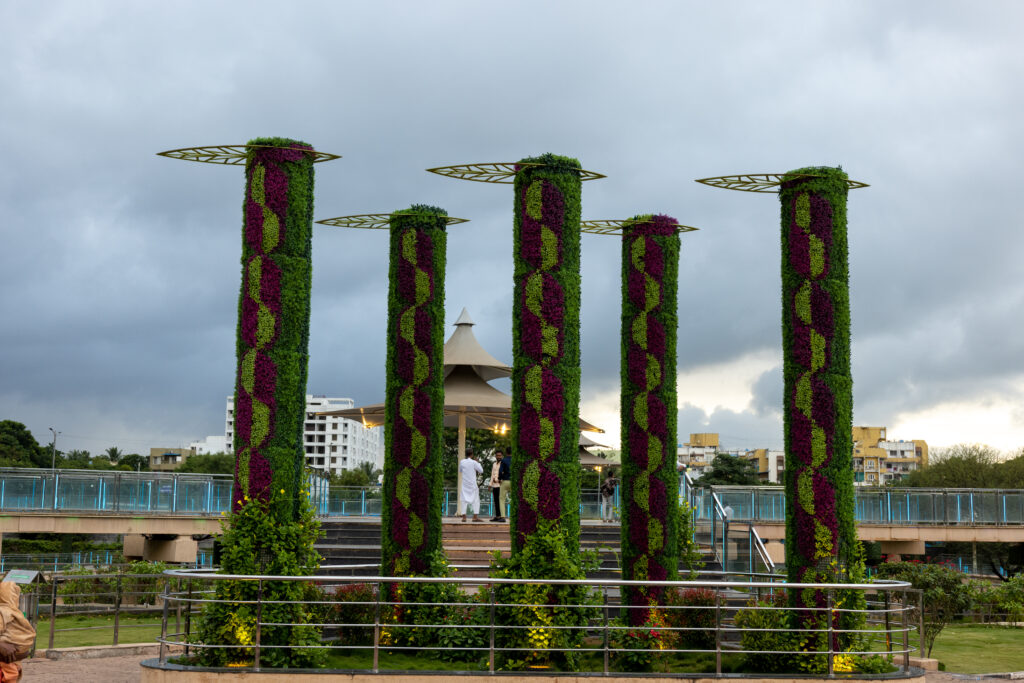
[497, 450, 511, 523]
[458, 450, 484, 522]
[600, 470, 617, 523]
[488, 453, 502, 522]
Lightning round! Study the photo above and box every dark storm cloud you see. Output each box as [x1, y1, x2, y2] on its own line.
[1, 1, 1022, 454]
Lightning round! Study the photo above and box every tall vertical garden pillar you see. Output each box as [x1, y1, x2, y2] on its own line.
[510, 154, 584, 554]
[233, 139, 317, 522]
[778, 167, 858, 596]
[158, 138, 338, 667]
[619, 214, 681, 625]
[382, 206, 448, 576]
[315, 209, 468, 577]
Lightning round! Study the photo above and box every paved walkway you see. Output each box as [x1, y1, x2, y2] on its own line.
[18, 654, 1021, 682]
[22, 654, 148, 682]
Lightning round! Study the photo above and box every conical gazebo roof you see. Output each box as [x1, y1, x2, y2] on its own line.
[443, 308, 512, 381]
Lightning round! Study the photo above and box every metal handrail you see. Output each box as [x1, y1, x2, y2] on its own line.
[152, 568, 917, 677]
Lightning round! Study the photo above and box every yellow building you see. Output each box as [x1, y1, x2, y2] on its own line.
[678, 427, 928, 485]
[852, 426, 928, 486]
[148, 447, 195, 471]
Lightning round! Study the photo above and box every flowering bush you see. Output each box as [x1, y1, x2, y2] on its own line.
[663, 587, 716, 649]
[381, 206, 447, 576]
[619, 214, 680, 623]
[611, 610, 672, 672]
[232, 137, 316, 523]
[509, 154, 583, 556]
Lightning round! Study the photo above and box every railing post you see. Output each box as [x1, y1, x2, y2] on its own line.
[158, 575, 170, 664]
[826, 589, 834, 678]
[883, 591, 891, 653]
[901, 588, 910, 672]
[918, 589, 925, 658]
[184, 579, 193, 657]
[489, 584, 496, 673]
[373, 584, 381, 673]
[113, 574, 122, 645]
[172, 475, 178, 513]
[602, 586, 609, 674]
[715, 589, 722, 675]
[175, 577, 182, 636]
[48, 578, 58, 651]
[254, 579, 263, 672]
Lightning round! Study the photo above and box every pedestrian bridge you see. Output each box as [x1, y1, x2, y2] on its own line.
[2, 468, 1023, 561]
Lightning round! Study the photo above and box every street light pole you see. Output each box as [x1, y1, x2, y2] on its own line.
[49, 427, 60, 470]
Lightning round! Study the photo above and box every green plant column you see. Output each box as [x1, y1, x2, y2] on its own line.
[619, 214, 680, 625]
[198, 137, 323, 668]
[381, 205, 447, 577]
[779, 167, 858, 613]
[510, 153, 583, 555]
[232, 137, 315, 524]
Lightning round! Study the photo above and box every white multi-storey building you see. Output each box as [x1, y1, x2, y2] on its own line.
[225, 395, 384, 476]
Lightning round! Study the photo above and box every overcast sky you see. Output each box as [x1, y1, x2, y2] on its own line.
[2, 1, 1022, 458]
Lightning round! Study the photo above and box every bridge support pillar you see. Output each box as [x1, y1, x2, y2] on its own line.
[880, 540, 924, 559]
[123, 534, 145, 560]
[143, 535, 198, 563]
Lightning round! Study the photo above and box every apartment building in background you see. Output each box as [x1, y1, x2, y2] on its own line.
[224, 395, 384, 476]
[149, 447, 195, 471]
[677, 426, 927, 485]
[852, 426, 928, 486]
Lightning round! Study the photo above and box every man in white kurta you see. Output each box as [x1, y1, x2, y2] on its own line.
[458, 453, 484, 522]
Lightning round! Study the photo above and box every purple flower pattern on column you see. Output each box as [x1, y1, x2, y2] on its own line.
[233, 144, 311, 509]
[621, 215, 679, 625]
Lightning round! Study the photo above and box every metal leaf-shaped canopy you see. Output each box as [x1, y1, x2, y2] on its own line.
[580, 219, 699, 236]
[695, 173, 868, 193]
[426, 162, 606, 184]
[316, 213, 469, 229]
[157, 144, 341, 165]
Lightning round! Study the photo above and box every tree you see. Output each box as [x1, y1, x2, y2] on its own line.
[440, 426, 511, 485]
[104, 446, 123, 463]
[176, 453, 232, 475]
[697, 453, 760, 486]
[116, 453, 149, 472]
[0, 420, 48, 468]
[61, 449, 92, 469]
[902, 444, 1000, 488]
[334, 469, 370, 487]
[875, 561, 972, 656]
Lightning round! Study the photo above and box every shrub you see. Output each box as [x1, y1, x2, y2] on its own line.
[330, 583, 377, 646]
[876, 561, 972, 656]
[610, 610, 672, 673]
[58, 567, 116, 605]
[664, 587, 716, 649]
[489, 519, 599, 671]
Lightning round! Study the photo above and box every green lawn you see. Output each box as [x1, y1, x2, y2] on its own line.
[36, 612, 165, 649]
[931, 624, 1024, 673]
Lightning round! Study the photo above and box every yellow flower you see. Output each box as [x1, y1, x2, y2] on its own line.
[280, 488, 285, 494]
